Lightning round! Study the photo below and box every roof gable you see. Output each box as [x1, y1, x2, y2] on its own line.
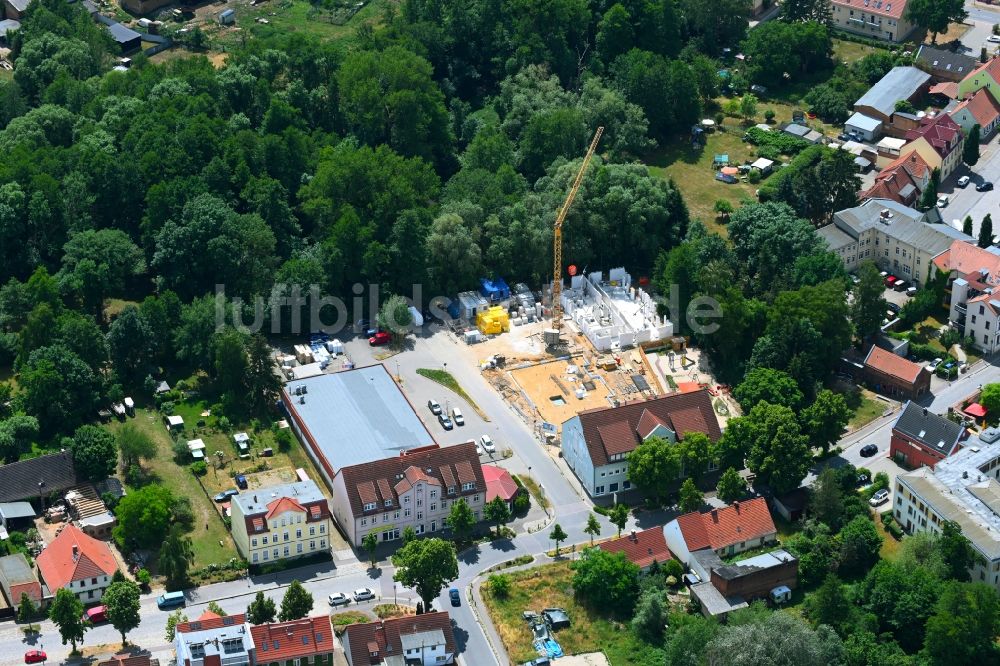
[892, 401, 964, 455]
[674, 498, 777, 552]
[864, 345, 925, 384]
[250, 616, 334, 661]
[574, 390, 721, 468]
[342, 612, 455, 666]
[35, 524, 118, 591]
[0, 451, 78, 503]
[337, 443, 484, 518]
[597, 527, 671, 569]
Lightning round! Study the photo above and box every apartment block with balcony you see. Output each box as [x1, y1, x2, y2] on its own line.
[895, 429, 1000, 591]
[936, 241, 1000, 354]
[230, 480, 333, 566]
[830, 0, 917, 43]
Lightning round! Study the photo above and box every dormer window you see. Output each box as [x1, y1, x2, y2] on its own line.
[363, 502, 376, 511]
[384, 499, 392, 507]
[448, 486, 456, 495]
[461, 482, 475, 491]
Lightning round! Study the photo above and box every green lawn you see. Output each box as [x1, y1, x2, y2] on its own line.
[831, 37, 890, 66]
[848, 392, 887, 430]
[482, 561, 663, 665]
[107, 409, 235, 570]
[416, 368, 486, 419]
[514, 474, 549, 510]
[226, 0, 393, 47]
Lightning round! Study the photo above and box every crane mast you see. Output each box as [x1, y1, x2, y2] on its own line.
[551, 126, 603, 335]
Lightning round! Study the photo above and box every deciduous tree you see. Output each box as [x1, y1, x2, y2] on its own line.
[678, 478, 704, 513]
[446, 498, 476, 543]
[49, 588, 86, 653]
[734, 367, 803, 411]
[609, 503, 629, 538]
[800, 389, 851, 454]
[392, 538, 459, 611]
[584, 513, 601, 545]
[572, 548, 640, 616]
[550, 523, 568, 556]
[716, 467, 746, 504]
[247, 591, 277, 625]
[70, 425, 118, 482]
[158, 524, 194, 591]
[627, 436, 681, 502]
[484, 496, 511, 537]
[905, 0, 967, 43]
[103, 580, 141, 647]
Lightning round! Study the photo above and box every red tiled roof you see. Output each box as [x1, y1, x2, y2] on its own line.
[198, 610, 222, 621]
[674, 498, 776, 552]
[930, 81, 959, 99]
[933, 240, 1000, 282]
[968, 292, 1000, 316]
[96, 656, 155, 666]
[597, 421, 639, 457]
[342, 612, 455, 666]
[482, 465, 520, 503]
[575, 390, 722, 468]
[952, 88, 1000, 129]
[35, 524, 118, 591]
[905, 113, 963, 158]
[636, 409, 668, 438]
[597, 527, 671, 569]
[862, 150, 929, 204]
[266, 496, 305, 519]
[176, 613, 247, 634]
[337, 443, 485, 518]
[964, 57, 1000, 89]
[864, 345, 925, 384]
[250, 616, 335, 662]
[832, 0, 908, 20]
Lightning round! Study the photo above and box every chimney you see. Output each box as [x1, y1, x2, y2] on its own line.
[711, 509, 718, 522]
[630, 530, 637, 541]
[733, 501, 740, 513]
[72, 545, 79, 560]
[923, 407, 928, 416]
[253, 495, 258, 503]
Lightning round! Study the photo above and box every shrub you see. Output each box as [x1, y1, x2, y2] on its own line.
[487, 574, 510, 599]
[512, 492, 530, 515]
[136, 568, 151, 586]
[764, 109, 775, 123]
[190, 461, 207, 476]
[886, 522, 904, 540]
[664, 559, 685, 579]
[743, 126, 810, 156]
[275, 428, 294, 453]
[747, 168, 762, 184]
[881, 512, 894, 527]
[160, 401, 175, 415]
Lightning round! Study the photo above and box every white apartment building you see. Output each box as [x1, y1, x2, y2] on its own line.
[230, 480, 333, 566]
[895, 429, 1000, 591]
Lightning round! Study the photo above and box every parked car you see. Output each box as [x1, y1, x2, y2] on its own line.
[353, 588, 375, 602]
[157, 591, 185, 609]
[449, 588, 461, 606]
[428, 399, 442, 415]
[328, 592, 350, 607]
[977, 181, 994, 192]
[958, 175, 971, 188]
[438, 413, 454, 430]
[369, 331, 391, 346]
[937, 194, 949, 207]
[884, 274, 897, 287]
[521, 659, 551, 666]
[893, 279, 908, 292]
[24, 651, 47, 664]
[750, 84, 768, 96]
[82, 605, 107, 624]
[235, 474, 248, 490]
[451, 407, 464, 426]
[480, 435, 496, 454]
[929, 357, 943, 370]
[887, 302, 901, 314]
[860, 443, 879, 457]
[213, 489, 239, 502]
[869, 489, 890, 507]
[990, 34, 1000, 43]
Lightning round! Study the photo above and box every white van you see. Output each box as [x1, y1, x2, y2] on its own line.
[452, 407, 464, 426]
[770, 586, 792, 604]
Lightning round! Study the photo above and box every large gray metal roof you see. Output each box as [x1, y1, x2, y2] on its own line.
[284, 366, 434, 471]
[854, 66, 931, 117]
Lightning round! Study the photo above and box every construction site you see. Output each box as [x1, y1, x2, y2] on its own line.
[443, 126, 739, 440]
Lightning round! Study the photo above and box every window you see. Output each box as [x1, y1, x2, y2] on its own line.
[430, 503, 437, 511]
[263, 550, 269, 560]
[284, 546, 290, 557]
[430, 489, 437, 498]
[417, 499, 422, 507]
[623, 480, 632, 490]
[981, 305, 986, 315]
[405, 509, 411, 517]
[384, 499, 392, 507]
[363, 502, 376, 511]
[296, 529, 302, 538]
[462, 482, 475, 491]
[417, 512, 423, 520]
[362, 518, 368, 526]
[274, 549, 279, 558]
[320, 524, 325, 533]
[253, 553, 259, 562]
[92, 578, 97, 584]
[394, 511, 400, 519]
[609, 482, 619, 492]
[473, 495, 480, 503]
[448, 486, 456, 494]
[404, 496, 411, 504]
[88, 590, 94, 599]
[320, 539, 326, 547]
[252, 538, 258, 547]
[973, 315, 978, 324]
[383, 513, 389, 522]
[595, 485, 605, 495]
[309, 526, 315, 535]
[310, 540, 316, 550]
[284, 532, 290, 542]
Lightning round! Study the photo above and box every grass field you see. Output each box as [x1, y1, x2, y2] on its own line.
[831, 38, 889, 66]
[875, 512, 902, 561]
[514, 474, 549, 510]
[229, 0, 393, 46]
[107, 409, 235, 570]
[848, 391, 888, 430]
[416, 368, 486, 418]
[483, 561, 663, 665]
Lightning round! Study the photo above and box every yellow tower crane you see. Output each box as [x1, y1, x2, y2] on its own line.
[550, 126, 603, 339]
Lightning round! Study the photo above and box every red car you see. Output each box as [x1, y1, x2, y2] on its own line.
[24, 651, 47, 664]
[884, 274, 897, 287]
[368, 331, 391, 346]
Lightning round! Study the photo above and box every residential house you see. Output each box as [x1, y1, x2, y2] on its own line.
[482, 465, 523, 512]
[2, 0, 29, 20]
[916, 45, 979, 83]
[817, 198, 973, 277]
[863, 345, 932, 400]
[35, 524, 119, 604]
[250, 616, 336, 666]
[859, 150, 932, 206]
[230, 480, 333, 566]
[329, 442, 486, 547]
[950, 87, 1000, 139]
[958, 56, 1000, 104]
[341, 611, 456, 666]
[853, 67, 931, 131]
[0, 553, 42, 613]
[937, 241, 1000, 353]
[903, 113, 965, 180]
[895, 432, 1000, 591]
[175, 612, 253, 666]
[830, 0, 917, 43]
[561, 390, 723, 499]
[0, 450, 78, 503]
[690, 549, 798, 619]
[663, 498, 778, 577]
[597, 527, 671, 572]
[890, 401, 965, 469]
